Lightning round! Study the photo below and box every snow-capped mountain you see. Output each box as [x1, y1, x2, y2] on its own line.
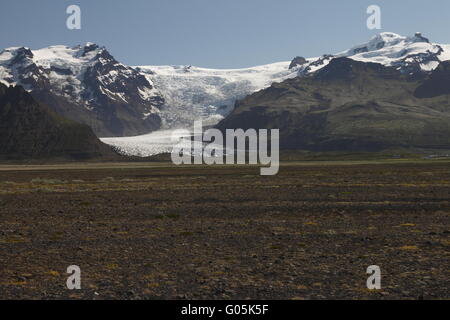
[342, 32, 450, 72]
[0, 43, 164, 137]
[1, 32, 450, 143]
[135, 32, 450, 128]
[291, 32, 450, 77]
[217, 56, 450, 152]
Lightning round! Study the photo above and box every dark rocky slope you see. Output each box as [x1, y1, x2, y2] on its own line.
[217, 58, 450, 152]
[0, 84, 117, 160]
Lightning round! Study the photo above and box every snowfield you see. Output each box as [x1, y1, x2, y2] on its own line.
[337, 32, 450, 70]
[136, 62, 297, 127]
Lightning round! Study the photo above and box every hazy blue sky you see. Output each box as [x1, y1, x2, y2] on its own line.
[1, 0, 450, 68]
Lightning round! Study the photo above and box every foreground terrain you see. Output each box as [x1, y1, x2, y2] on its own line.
[0, 160, 448, 299]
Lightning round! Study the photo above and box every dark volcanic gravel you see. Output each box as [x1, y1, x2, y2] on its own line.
[0, 162, 449, 300]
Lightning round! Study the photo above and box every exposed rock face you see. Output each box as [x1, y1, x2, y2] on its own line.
[297, 55, 335, 76]
[0, 83, 117, 160]
[217, 58, 450, 152]
[289, 56, 307, 69]
[414, 60, 450, 98]
[413, 32, 430, 43]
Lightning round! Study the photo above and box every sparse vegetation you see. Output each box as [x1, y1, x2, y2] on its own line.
[31, 178, 67, 184]
[0, 162, 448, 299]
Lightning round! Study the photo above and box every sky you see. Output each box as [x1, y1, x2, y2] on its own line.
[1, 0, 450, 68]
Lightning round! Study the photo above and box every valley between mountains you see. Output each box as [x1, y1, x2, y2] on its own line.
[3, 32, 450, 158]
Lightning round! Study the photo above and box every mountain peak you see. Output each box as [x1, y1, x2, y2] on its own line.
[370, 31, 429, 45]
[344, 32, 431, 57]
[6, 47, 34, 66]
[375, 31, 404, 41]
[289, 56, 308, 69]
[411, 32, 430, 43]
[347, 32, 404, 55]
[80, 42, 102, 57]
[1, 46, 32, 54]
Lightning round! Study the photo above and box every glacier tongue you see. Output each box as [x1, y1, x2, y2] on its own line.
[100, 128, 192, 157]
